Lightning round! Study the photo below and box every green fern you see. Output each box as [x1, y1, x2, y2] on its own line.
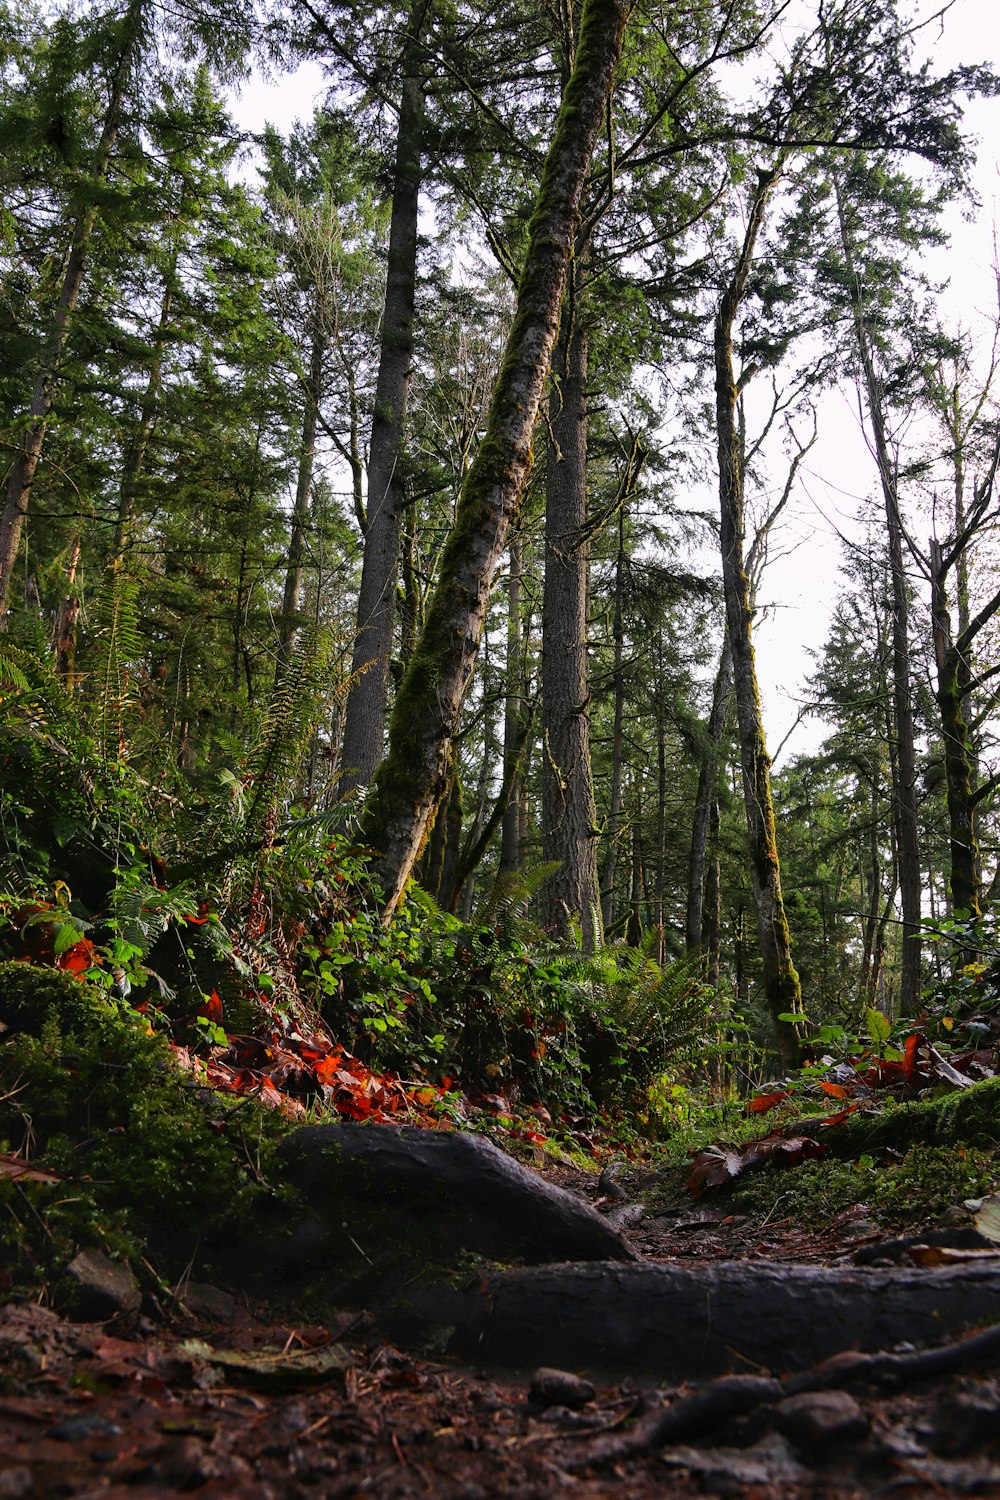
[240, 622, 347, 835]
[471, 860, 562, 936]
[90, 571, 142, 767]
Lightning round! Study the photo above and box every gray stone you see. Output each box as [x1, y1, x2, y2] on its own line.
[773, 1389, 870, 1450]
[529, 1367, 595, 1408]
[65, 1248, 140, 1322]
[180, 1283, 237, 1321]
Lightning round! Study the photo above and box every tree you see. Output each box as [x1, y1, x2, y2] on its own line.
[360, 0, 630, 917]
[0, 0, 253, 622]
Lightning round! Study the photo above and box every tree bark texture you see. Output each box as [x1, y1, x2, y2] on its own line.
[930, 537, 983, 920]
[541, 279, 603, 951]
[360, 0, 629, 917]
[500, 527, 524, 874]
[339, 50, 424, 791]
[392, 1260, 1000, 1380]
[0, 0, 145, 620]
[715, 165, 804, 1068]
[686, 636, 733, 955]
[276, 329, 323, 674]
[835, 182, 922, 1012]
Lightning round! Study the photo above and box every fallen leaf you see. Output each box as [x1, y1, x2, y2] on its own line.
[906, 1244, 1000, 1267]
[0, 1155, 62, 1185]
[746, 1091, 790, 1115]
[178, 1339, 351, 1389]
[686, 1133, 826, 1198]
[974, 1193, 1000, 1245]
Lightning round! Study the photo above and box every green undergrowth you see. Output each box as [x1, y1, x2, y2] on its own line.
[727, 1142, 999, 1231]
[0, 962, 281, 1301]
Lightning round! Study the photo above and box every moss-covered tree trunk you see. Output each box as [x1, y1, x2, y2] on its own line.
[715, 162, 804, 1070]
[340, 27, 425, 792]
[361, 0, 629, 917]
[930, 537, 981, 921]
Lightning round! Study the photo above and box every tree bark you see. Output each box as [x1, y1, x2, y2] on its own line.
[715, 163, 804, 1069]
[500, 527, 524, 875]
[0, 0, 144, 621]
[930, 537, 981, 920]
[541, 274, 603, 951]
[339, 32, 425, 791]
[276, 328, 323, 674]
[834, 181, 922, 1013]
[360, 0, 629, 917]
[686, 636, 733, 956]
[600, 506, 628, 931]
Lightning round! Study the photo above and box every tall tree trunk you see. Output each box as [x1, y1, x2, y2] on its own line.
[835, 181, 922, 1013]
[541, 272, 603, 951]
[0, 0, 144, 620]
[930, 537, 981, 920]
[360, 0, 629, 917]
[716, 162, 804, 1070]
[600, 505, 627, 931]
[500, 527, 524, 874]
[53, 535, 82, 687]
[686, 636, 734, 956]
[276, 329, 323, 674]
[340, 31, 425, 791]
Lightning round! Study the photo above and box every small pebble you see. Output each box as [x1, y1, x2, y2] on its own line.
[48, 1413, 123, 1442]
[529, 1367, 595, 1409]
[773, 1390, 869, 1450]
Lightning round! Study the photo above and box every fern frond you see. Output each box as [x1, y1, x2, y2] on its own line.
[90, 571, 142, 766]
[472, 860, 561, 933]
[241, 623, 348, 836]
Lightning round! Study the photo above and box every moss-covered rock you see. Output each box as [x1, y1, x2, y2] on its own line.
[0, 961, 274, 1294]
[818, 1077, 1000, 1155]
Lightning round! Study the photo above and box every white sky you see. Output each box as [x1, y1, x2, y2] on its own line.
[227, 1, 1000, 762]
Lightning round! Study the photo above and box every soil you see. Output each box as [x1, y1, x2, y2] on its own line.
[3, 1158, 1000, 1499]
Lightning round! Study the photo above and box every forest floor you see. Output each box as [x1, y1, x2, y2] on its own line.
[2, 1159, 1000, 1499]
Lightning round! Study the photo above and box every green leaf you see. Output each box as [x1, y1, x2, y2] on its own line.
[865, 1007, 891, 1045]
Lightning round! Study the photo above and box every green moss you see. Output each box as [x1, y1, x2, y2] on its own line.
[729, 1143, 998, 1231]
[0, 961, 280, 1295]
[818, 1077, 1000, 1155]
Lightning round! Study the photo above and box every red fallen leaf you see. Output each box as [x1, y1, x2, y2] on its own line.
[202, 990, 223, 1023]
[57, 938, 96, 975]
[687, 1132, 827, 1198]
[817, 1104, 859, 1126]
[0, 1154, 62, 1185]
[313, 1055, 343, 1085]
[904, 1032, 924, 1088]
[819, 1080, 849, 1098]
[747, 1090, 790, 1114]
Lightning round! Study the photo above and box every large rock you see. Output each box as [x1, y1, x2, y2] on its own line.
[268, 1122, 635, 1287]
[64, 1249, 141, 1322]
